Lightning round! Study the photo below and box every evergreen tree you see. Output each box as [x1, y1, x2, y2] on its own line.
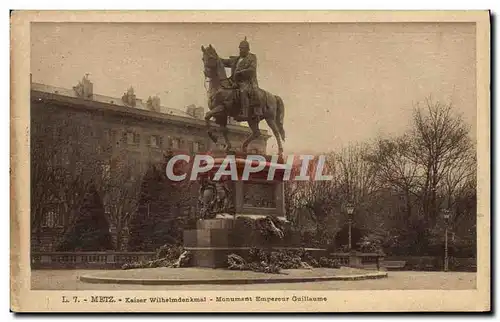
[57, 183, 113, 251]
[128, 152, 197, 251]
[128, 163, 164, 251]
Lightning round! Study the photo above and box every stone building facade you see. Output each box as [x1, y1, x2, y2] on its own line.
[31, 76, 269, 251]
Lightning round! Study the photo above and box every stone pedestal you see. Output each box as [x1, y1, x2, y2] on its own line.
[183, 218, 303, 268]
[348, 251, 364, 268]
[183, 152, 325, 268]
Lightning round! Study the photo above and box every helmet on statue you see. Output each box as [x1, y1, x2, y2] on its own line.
[239, 36, 250, 50]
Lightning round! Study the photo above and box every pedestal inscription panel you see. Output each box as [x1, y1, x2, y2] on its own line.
[243, 182, 276, 208]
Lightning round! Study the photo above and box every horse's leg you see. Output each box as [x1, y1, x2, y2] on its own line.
[220, 124, 232, 152]
[204, 105, 225, 144]
[259, 91, 283, 156]
[204, 109, 217, 143]
[241, 119, 261, 153]
[265, 117, 283, 156]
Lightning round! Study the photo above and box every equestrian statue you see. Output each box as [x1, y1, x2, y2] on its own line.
[201, 38, 286, 155]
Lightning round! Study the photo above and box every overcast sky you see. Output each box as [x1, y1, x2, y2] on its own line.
[31, 22, 476, 154]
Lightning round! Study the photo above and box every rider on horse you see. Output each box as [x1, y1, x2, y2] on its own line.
[201, 40, 286, 155]
[220, 37, 262, 119]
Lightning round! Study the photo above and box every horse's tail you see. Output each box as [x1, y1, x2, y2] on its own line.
[275, 95, 286, 141]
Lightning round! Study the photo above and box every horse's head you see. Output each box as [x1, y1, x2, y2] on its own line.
[201, 44, 221, 78]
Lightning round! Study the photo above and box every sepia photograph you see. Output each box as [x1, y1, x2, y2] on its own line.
[10, 10, 490, 312]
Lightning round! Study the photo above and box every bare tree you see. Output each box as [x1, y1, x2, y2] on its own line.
[95, 151, 142, 251]
[31, 114, 125, 250]
[30, 160, 67, 248]
[286, 147, 379, 245]
[366, 135, 420, 222]
[452, 168, 477, 253]
[408, 97, 473, 224]
[282, 154, 339, 241]
[31, 121, 88, 249]
[334, 143, 379, 208]
[284, 181, 302, 225]
[441, 148, 476, 212]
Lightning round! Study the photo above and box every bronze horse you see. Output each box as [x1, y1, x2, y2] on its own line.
[201, 44, 286, 155]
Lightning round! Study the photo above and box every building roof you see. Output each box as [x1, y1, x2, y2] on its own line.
[31, 82, 193, 118]
[31, 82, 270, 138]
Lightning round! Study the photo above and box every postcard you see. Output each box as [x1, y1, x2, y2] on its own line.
[10, 10, 490, 312]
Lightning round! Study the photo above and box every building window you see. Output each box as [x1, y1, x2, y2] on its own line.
[106, 129, 116, 144]
[172, 138, 181, 150]
[149, 135, 161, 148]
[126, 132, 134, 144]
[188, 141, 199, 154]
[125, 131, 140, 145]
[104, 204, 111, 217]
[42, 211, 61, 228]
[44, 242, 54, 252]
[146, 202, 151, 219]
[101, 163, 111, 181]
[192, 141, 202, 153]
[61, 146, 71, 166]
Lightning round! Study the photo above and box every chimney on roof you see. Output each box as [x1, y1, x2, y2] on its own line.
[186, 104, 196, 117]
[73, 73, 93, 100]
[147, 95, 161, 112]
[194, 106, 205, 119]
[122, 86, 136, 107]
[186, 104, 205, 119]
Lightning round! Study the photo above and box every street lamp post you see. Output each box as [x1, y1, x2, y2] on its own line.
[443, 209, 451, 272]
[346, 203, 355, 252]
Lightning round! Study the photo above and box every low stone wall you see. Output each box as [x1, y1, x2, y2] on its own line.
[31, 251, 387, 270]
[31, 252, 156, 269]
[383, 256, 477, 272]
